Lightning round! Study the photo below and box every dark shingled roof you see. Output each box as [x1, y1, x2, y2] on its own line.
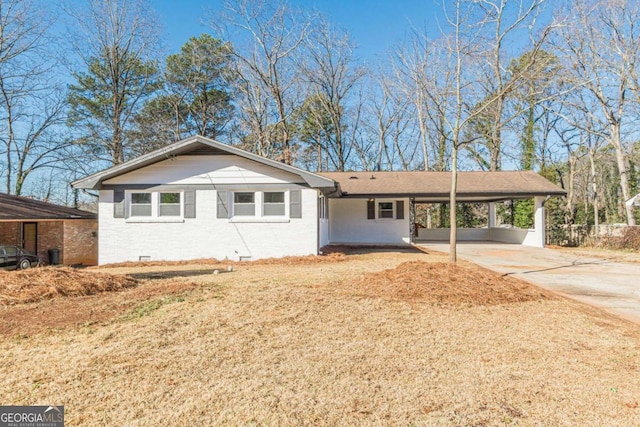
[0, 193, 96, 220]
[319, 171, 566, 201]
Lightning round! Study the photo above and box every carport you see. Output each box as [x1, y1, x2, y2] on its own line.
[409, 171, 566, 247]
[321, 171, 566, 248]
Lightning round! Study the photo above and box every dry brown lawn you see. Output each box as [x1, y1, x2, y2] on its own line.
[1, 247, 639, 426]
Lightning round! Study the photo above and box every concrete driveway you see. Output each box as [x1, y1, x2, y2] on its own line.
[419, 242, 640, 323]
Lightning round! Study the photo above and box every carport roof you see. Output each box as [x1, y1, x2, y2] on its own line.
[319, 171, 566, 202]
[0, 193, 96, 220]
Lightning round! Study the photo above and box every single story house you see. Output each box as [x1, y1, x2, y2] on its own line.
[71, 136, 565, 264]
[0, 193, 98, 265]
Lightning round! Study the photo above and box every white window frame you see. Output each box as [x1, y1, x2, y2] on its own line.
[319, 196, 328, 219]
[130, 192, 153, 217]
[125, 191, 184, 222]
[233, 191, 257, 216]
[159, 192, 182, 217]
[230, 190, 289, 222]
[378, 201, 394, 219]
[372, 199, 405, 222]
[263, 191, 286, 216]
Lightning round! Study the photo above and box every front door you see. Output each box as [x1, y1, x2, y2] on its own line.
[22, 222, 37, 253]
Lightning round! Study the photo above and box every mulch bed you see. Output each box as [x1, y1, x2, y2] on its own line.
[95, 251, 348, 269]
[351, 261, 554, 306]
[0, 267, 138, 305]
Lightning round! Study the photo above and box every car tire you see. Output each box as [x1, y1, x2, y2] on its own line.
[18, 259, 31, 270]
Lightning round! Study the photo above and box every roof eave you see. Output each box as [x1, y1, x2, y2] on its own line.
[336, 191, 566, 200]
[71, 136, 337, 190]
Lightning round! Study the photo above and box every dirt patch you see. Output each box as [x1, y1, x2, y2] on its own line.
[351, 261, 554, 306]
[0, 278, 200, 337]
[0, 267, 138, 305]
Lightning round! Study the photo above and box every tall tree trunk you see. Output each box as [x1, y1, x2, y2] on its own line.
[449, 145, 458, 263]
[611, 123, 635, 225]
[589, 151, 599, 238]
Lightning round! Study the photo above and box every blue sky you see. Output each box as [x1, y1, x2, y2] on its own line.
[152, 0, 442, 59]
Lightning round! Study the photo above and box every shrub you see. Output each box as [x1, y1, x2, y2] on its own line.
[599, 226, 640, 251]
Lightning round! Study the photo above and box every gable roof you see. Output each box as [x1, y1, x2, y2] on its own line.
[320, 171, 565, 202]
[71, 136, 337, 190]
[0, 193, 96, 220]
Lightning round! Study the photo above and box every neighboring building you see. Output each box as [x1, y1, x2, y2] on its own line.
[72, 136, 565, 264]
[0, 193, 98, 265]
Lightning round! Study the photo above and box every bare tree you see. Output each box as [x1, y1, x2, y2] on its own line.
[391, 30, 454, 171]
[299, 19, 365, 171]
[0, 0, 70, 195]
[551, 0, 640, 225]
[66, 0, 161, 165]
[364, 70, 417, 171]
[468, 0, 548, 171]
[213, 0, 311, 164]
[425, 0, 556, 261]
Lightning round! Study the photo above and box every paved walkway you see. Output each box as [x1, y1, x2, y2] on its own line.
[419, 242, 640, 323]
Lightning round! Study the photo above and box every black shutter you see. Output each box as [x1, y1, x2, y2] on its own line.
[216, 190, 228, 218]
[184, 190, 196, 218]
[113, 190, 125, 218]
[367, 199, 375, 219]
[396, 200, 405, 219]
[290, 190, 302, 218]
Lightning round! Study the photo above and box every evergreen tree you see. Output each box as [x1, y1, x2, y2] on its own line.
[68, 51, 159, 164]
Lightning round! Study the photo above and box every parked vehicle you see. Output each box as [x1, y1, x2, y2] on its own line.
[0, 245, 40, 270]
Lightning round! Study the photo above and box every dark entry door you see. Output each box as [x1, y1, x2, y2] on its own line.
[23, 222, 37, 253]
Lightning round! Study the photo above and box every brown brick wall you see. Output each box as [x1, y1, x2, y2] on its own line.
[0, 222, 20, 245]
[37, 221, 63, 265]
[63, 220, 98, 266]
[0, 219, 98, 265]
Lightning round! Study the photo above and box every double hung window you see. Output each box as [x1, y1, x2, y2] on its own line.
[131, 193, 152, 217]
[159, 193, 181, 216]
[229, 191, 287, 218]
[128, 192, 182, 218]
[263, 192, 285, 216]
[378, 202, 394, 219]
[233, 192, 256, 216]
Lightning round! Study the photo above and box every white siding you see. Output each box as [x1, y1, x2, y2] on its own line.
[319, 218, 329, 248]
[99, 188, 318, 264]
[328, 198, 410, 245]
[104, 155, 303, 185]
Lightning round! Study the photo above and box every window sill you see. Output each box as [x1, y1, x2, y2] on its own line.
[125, 217, 185, 223]
[229, 217, 290, 223]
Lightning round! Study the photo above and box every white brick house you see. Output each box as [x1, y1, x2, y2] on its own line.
[72, 136, 565, 264]
[72, 136, 336, 264]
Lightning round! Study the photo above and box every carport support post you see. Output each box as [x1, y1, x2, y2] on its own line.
[488, 202, 496, 228]
[533, 196, 546, 247]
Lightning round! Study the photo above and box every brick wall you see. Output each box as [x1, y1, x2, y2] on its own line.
[0, 222, 20, 245]
[37, 221, 63, 264]
[0, 220, 97, 265]
[63, 220, 98, 266]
